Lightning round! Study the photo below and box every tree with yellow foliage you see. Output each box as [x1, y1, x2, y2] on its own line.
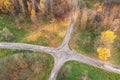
[0, 0, 14, 13]
[100, 30, 116, 44]
[97, 47, 110, 60]
[30, 9, 37, 23]
[97, 30, 116, 60]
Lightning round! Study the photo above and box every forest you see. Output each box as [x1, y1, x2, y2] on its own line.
[0, 0, 120, 80]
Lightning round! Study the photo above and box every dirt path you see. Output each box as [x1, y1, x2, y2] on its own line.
[0, 0, 120, 80]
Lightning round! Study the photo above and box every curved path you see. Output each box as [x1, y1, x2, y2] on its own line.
[0, 1, 120, 80]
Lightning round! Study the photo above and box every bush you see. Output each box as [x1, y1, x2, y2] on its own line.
[0, 27, 14, 41]
[78, 70, 91, 80]
[15, 13, 26, 24]
[58, 65, 71, 79]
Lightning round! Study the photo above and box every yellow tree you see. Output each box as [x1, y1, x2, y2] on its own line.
[30, 9, 37, 23]
[100, 30, 116, 44]
[97, 30, 116, 60]
[97, 47, 110, 60]
[0, 0, 14, 13]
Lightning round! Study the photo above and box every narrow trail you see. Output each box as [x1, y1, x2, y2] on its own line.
[0, 0, 120, 80]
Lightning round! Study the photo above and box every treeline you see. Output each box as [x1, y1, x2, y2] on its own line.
[76, 0, 120, 31]
[0, 0, 73, 22]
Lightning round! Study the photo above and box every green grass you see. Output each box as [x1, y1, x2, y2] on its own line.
[0, 14, 64, 47]
[70, 28, 98, 55]
[57, 61, 120, 80]
[0, 14, 28, 42]
[0, 49, 54, 80]
[111, 38, 120, 65]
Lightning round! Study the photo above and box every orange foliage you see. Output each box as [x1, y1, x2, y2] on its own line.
[0, 0, 13, 13]
[31, 9, 36, 18]
[26, 31, 42, 41]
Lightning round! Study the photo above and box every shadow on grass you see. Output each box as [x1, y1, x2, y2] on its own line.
[57, 61, 120, 80]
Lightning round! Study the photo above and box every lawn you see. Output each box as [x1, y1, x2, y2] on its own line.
[57, 61, 120, 80]
[69, 27, 99, 56]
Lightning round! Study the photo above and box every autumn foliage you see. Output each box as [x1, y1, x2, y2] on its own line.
[0, 0, 14, 13]
[45, 0, 72, 19]
[97, 47, 110, 60]
[97, 30, 116, 60]
[100, 30, 116, 44]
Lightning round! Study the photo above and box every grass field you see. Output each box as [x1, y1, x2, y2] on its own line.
[57, 61, 120, 80]
[70, 27, 98, 56]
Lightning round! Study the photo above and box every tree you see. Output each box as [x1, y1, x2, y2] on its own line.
[97, 47, 110, 60]
[97, 30, 116, 60]
[0, 0, 14, 13]
[30, 8, 37, 23]
[0, 0, 41, 22]
[45, 0, 72, 19]
[100, 30, 116, 44]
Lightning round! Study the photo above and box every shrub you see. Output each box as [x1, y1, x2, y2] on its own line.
[15, 13, 26, 24]
[0, 27, 14, 41]
[58, 65, 71, 79]
[78, 70, 91, 80]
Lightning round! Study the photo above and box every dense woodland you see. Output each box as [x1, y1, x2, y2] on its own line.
[0, 0, 72, 20]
